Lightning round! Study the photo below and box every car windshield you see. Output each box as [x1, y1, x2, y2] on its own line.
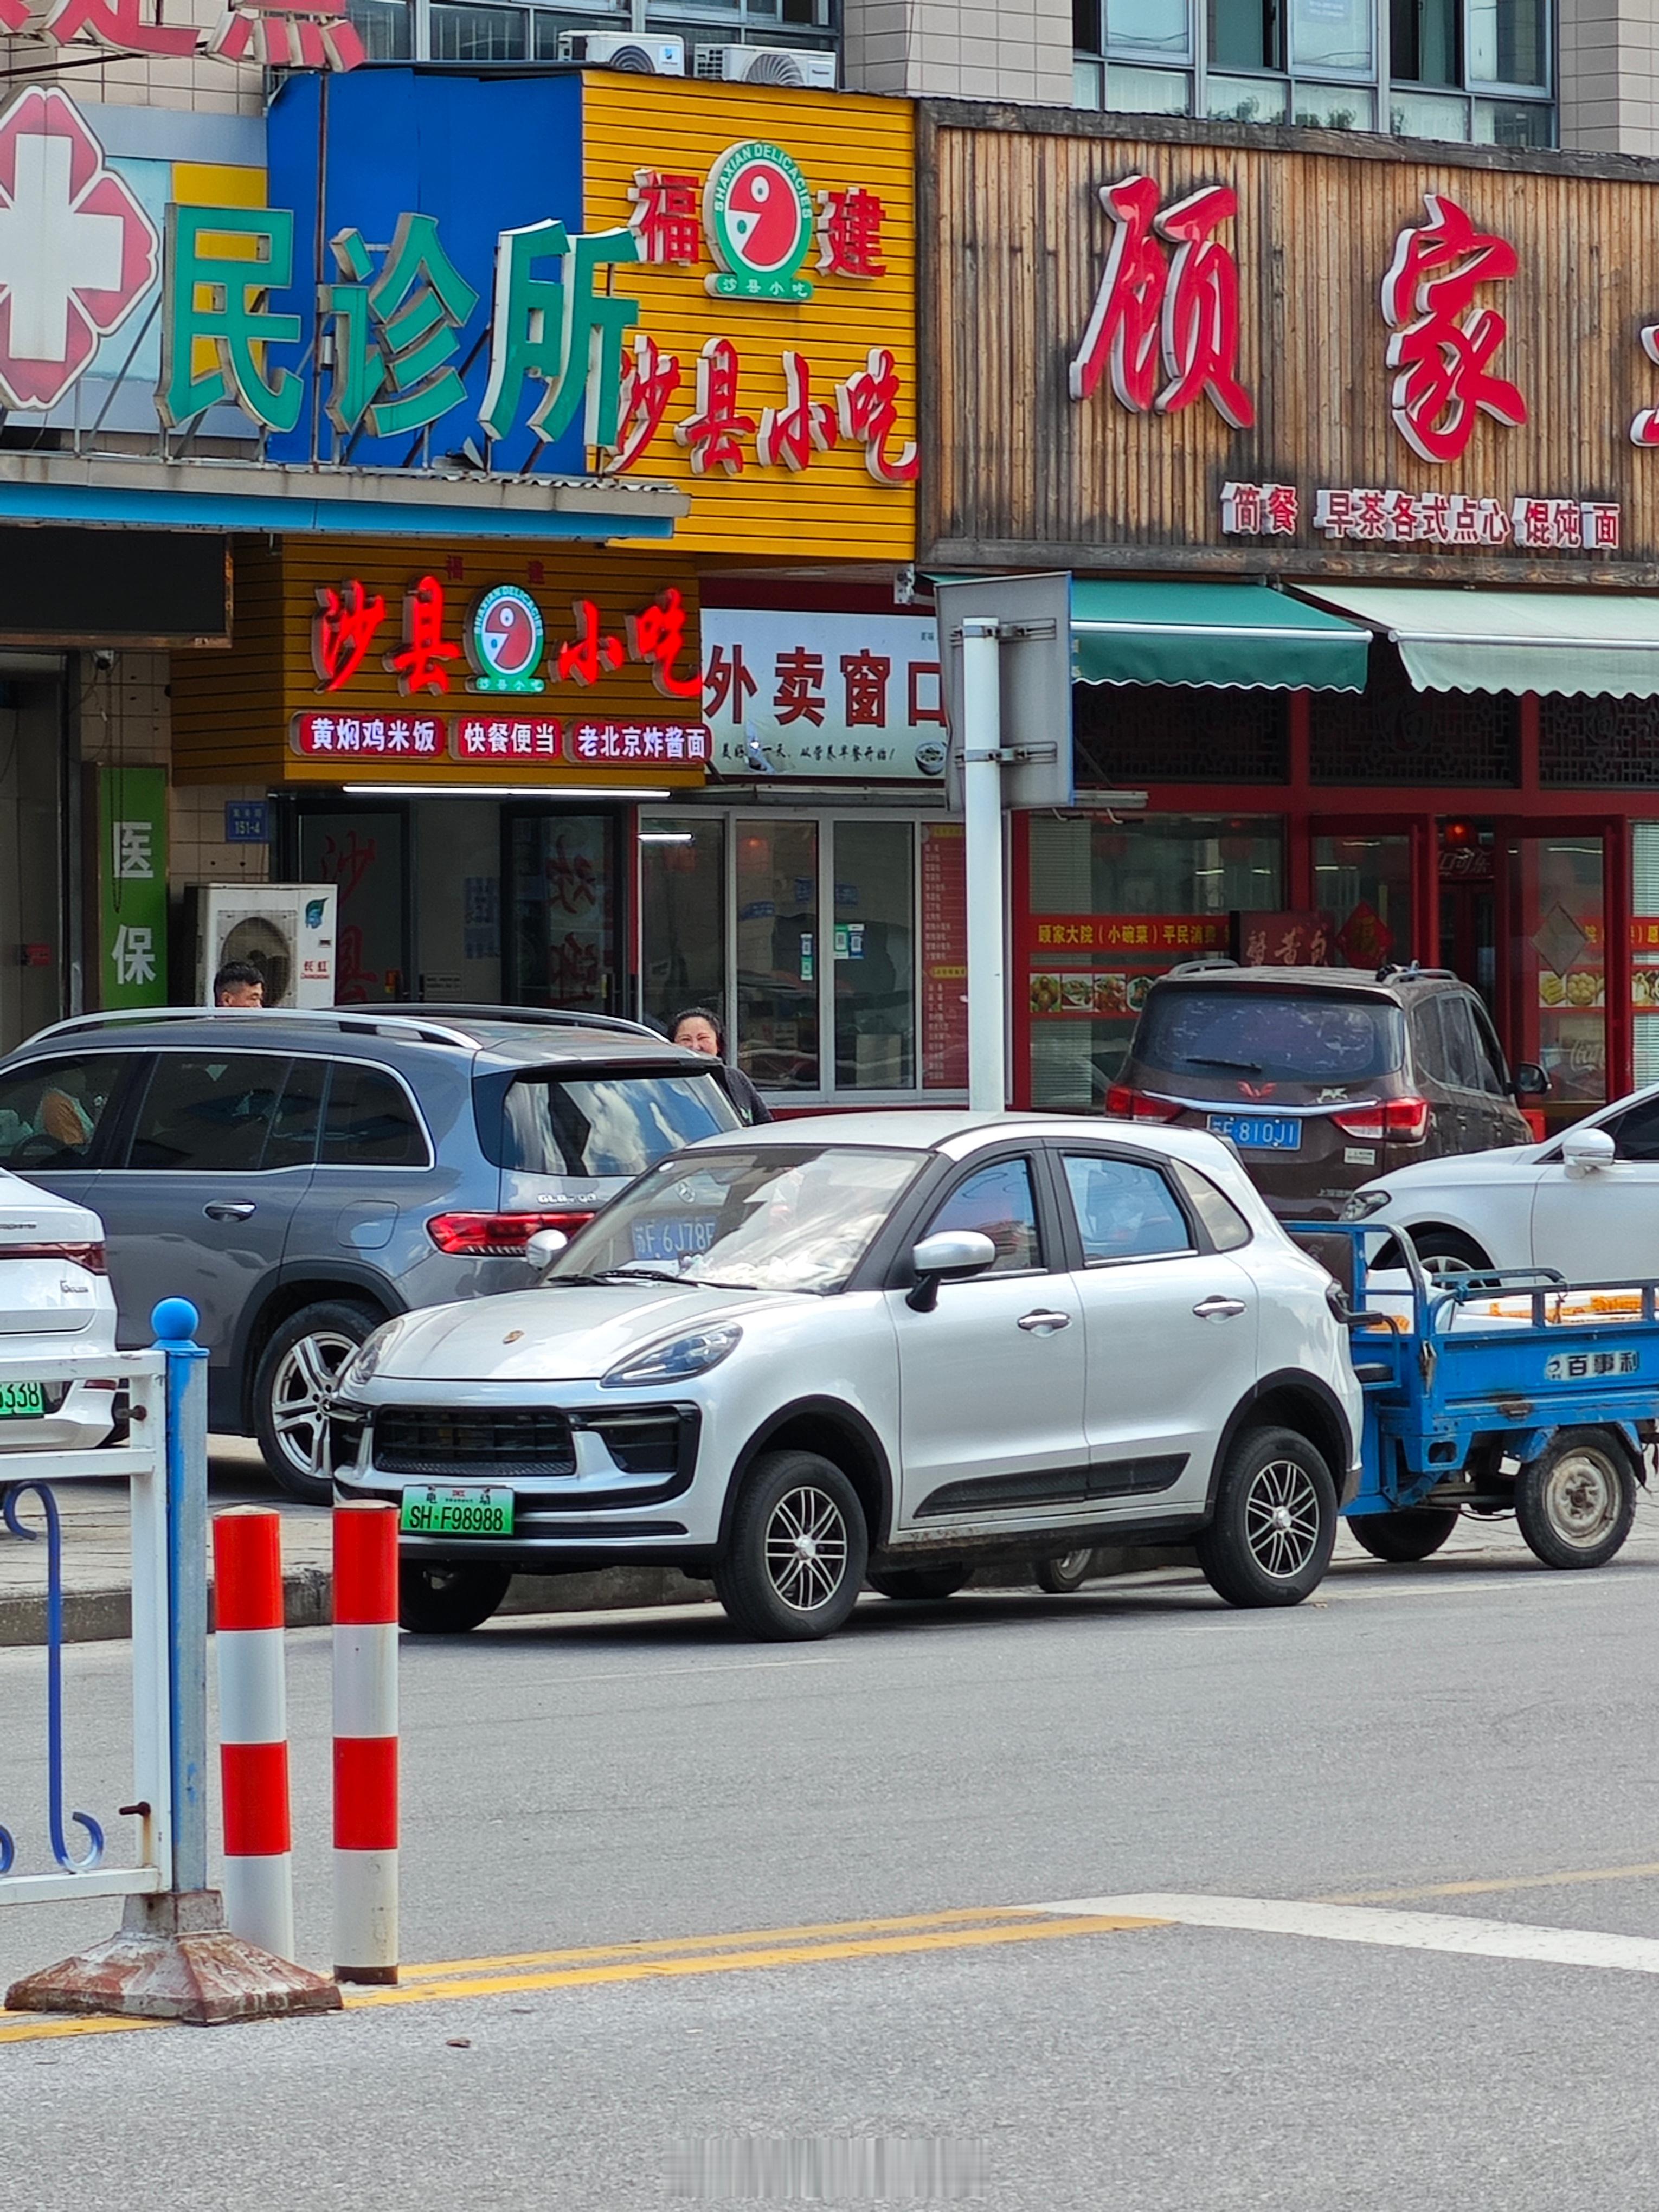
[497, 1071, 741, 1179]
[549, 1145, 925, 1294]
[1136, 990, 1404, 1083]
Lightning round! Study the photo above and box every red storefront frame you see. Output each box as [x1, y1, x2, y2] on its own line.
[1011, 693, 1647, 1115]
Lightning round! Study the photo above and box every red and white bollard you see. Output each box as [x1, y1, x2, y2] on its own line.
[212, 1506, 294, 1962]
[332, 1501, 399, 1984]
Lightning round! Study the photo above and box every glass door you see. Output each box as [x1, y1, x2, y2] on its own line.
[298, 806, 409, 1004]
[734, 820, 820, 1094]
[1507, 831, 1606, 1124]
[504, 809, 620, 1015]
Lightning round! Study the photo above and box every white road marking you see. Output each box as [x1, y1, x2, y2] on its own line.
[1032, 1893, 1659, 1975]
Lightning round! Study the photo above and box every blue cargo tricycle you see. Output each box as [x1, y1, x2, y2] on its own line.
[1294, 1222, 1658, 1570]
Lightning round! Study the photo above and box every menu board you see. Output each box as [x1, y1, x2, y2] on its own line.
[921, 824, 967, 1089]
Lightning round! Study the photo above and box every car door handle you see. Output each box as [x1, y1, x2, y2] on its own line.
[1192, 1295, 1248, 1321]
[1017, 1309, 1072, 1334]
[203, 1201, 256, 1222]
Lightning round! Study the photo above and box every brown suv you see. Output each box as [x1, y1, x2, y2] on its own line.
[1108, 964, 1545, 1220]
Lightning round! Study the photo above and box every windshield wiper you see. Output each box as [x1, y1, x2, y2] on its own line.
[1184, 1055, 1264, 1073]
[546, 1268, 686, 1287]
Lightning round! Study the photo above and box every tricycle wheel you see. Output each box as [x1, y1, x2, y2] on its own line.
[1514, 1430, 1638, 1570]
[1349, 1507, 1461, 1563]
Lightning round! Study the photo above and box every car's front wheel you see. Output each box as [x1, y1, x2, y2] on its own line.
[254, 1298, 382, 1502]
[1403, 1227, 1493, 1277]
[398, 1561, 513, 1634]
[1515, 1430, 1638, 1570]
[1196, 1425, 1337, 1608]
[715, 1450, 869, 1641]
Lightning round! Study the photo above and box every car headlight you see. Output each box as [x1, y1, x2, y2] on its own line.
[601, 1324, 742, 1389]
[1339, 1190, 1392, 1223]
[340, 1321, 398, 1391]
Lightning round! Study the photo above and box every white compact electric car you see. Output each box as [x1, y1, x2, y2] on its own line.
[323, 1113, 1364, 1641]
[0, 1166, 119, 1452]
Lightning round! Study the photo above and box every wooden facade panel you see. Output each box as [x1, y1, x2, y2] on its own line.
[924, 108, 1659, 582]
[171, 538, 706, 787]
[582, 75, 916, 562]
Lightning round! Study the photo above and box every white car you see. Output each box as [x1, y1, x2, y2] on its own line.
[1342, 1081, 1659, 1282]
[0, 1166, 119, 1451]
[325, 1113, 1364, 1641]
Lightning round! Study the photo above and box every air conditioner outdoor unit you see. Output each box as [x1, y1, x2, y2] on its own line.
[695, 43, 838, 87]
[558, 31, 685, 72]
[189, 884, 337, 1009]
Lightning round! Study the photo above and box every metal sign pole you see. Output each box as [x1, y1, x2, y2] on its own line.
[961, 618, 1006, 1114]
[158, 1297, 210, 1898]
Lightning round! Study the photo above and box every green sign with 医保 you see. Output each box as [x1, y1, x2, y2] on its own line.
[97, 767, 169, 1009]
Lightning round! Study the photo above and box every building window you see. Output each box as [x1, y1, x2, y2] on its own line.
[1076, 0, 1553, 143]
[349, 0, 837, 62]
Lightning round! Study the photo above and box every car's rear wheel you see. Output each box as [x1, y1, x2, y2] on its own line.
[715, 1450, 869, 1641]
[867, 1565, 968, 1601]
[1034, 1549, 1096, 1593]
[254, 1298, 382, 1502]
[1349, 1507, 1462, 1562]
[398, 1561, 512, 1634]
[1515, 1430, 1638, 1570]
[1196, 1425, 1336, 1608]
[1403, 1227, 1493, 1277]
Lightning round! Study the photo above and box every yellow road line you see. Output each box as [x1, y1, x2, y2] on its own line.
[342, 1914, 1167, 2009]
[1321, 1860, 1659, 1905]
[0, 2012, 168, 2044]
[0, 1908, 1164, 2045]
[397, 1905, 1073, 1982]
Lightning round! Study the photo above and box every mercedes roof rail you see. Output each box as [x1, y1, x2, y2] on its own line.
[19, 1007, 487, 1052]
[372, 1002, 666, 1041]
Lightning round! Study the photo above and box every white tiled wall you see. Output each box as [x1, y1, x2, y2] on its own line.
[0, 0, 263, 114]
[1560, 0, 1659, 156]
[843, 0, 1074, 102]
[170, 781, 272, 885]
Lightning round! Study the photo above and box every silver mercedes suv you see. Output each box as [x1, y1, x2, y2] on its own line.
[0, 1005, 743, 1499]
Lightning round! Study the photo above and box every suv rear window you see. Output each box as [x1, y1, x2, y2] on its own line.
[494, 1070, 741, 1179]
[1135, 989, 1404, 1084]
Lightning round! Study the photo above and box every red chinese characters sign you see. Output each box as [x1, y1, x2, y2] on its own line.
[1380, 193, 1527, 466]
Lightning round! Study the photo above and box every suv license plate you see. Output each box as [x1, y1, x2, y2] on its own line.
[0, 1379, 47, 1419]
[399, 1485, 515, 1538]
[1207, 1113, 1302, 1152]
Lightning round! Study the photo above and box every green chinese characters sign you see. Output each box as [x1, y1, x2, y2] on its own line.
[97, 767, 168, 1009]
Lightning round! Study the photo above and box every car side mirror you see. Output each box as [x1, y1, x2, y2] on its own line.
[525, 1227, 569, 1276]
[906, 1230, 997, 1313]
[1561, 1126, 1616, 1176]
[1511, 1062, 1549, 1098]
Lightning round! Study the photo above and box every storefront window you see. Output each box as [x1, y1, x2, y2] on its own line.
[300, 809, 407, 1004]
[1633, 826, 1659, 1088]
[1025, 813, 1283, 1109]
[1314, 834, 1414, 970]
[413, 800, 501, 1005]
[735, 820, 820, 1092]
[1512, 834, 1605, 1117]
[833, 821, 915, 1091]
[506, 812, 616, 1014]
[640, 815, 725, 1039]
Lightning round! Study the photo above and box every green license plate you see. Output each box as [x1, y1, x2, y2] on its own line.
[399, 1484, 514, 1538]
[0, 1379, 47, 1420]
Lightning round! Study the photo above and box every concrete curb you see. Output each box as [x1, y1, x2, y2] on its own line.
[0, 1547, 1199, 1647]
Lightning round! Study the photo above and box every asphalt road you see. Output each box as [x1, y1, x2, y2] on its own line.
[7, 1532, 1659, 2209]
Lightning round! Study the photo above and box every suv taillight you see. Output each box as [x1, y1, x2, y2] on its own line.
[1104, 1083, 1184, 1123]
[426, 1210, 595, 1257]
[1330, 1097, 1430, 1144]
[3, 1240, 107, 1274]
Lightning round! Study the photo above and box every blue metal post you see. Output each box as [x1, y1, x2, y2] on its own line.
[155, 1299, 209, 1896]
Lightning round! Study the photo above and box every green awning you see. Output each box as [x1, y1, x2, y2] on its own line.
[1288, 584, 1659, 697]
[1070, 580, 1371, 692]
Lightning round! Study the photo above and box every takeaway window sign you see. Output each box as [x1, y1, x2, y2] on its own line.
[703, 609, 946, 782]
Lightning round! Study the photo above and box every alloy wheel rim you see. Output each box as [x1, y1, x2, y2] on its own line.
[269, 1328, 359, 1474]
[1051, 1550, 1092, 1578]
[1243, 1459, 1322, 1580]
[1544, 1451, 1620, 1546]
[764, 1484, 850, 1613]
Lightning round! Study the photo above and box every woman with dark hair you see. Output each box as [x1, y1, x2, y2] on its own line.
[671, 1006, 773, 1125]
